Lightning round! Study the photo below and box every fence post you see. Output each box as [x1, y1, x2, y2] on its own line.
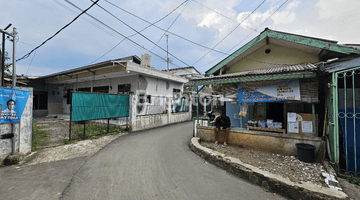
[129, 94, 137, 131]
[167, 97, 171, 124]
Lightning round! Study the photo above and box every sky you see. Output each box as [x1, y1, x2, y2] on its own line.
[0, 0, 359, 77]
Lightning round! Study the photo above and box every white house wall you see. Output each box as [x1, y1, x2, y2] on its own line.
[63, 75, 139, 114]
[141, 76, 183, 96]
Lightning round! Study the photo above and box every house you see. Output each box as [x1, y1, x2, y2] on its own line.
[188, 28, 360, 168]
[24, 54, 191, 131]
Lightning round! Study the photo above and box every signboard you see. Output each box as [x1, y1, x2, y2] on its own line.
[0, 87, 31, 123]
[238, 79, 300, 103]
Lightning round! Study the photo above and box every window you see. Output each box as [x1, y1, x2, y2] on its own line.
[118, 84, 131, 94]
[33, 91, 48, 110]
[78, 87, 91, 92]
[93, 86, 109, 93]
[66, 89, 73, 104]
[173, 89, 181, 98]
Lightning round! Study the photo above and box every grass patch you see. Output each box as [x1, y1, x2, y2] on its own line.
[32, 121, 51, 151]
[345, 172, 360, 186]
[65, 123, 125, 144]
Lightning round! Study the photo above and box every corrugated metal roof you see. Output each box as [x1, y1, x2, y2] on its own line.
[192, 62, 320, 81]
[322, 56, 360, 73]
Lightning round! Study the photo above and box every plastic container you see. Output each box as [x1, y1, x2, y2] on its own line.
[296, 143, 316, 163]
[273, 122, 282, 129]
[258, 120, 266, 128]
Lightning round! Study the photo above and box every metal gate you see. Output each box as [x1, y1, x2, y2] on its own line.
[332, 66, 360, 174]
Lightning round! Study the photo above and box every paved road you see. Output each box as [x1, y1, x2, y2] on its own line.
[0, 156, 89, 200]
[61, 122, 284, 200]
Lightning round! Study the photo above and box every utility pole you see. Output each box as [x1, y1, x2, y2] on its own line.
[166, 34, 169, 71]
[12, 27, 17, 88]
[0, 24, 12, 86]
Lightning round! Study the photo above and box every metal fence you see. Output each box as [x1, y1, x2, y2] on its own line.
[332, 66, 360, 175]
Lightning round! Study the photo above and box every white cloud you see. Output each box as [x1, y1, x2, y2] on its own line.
[271, 0, 300, 25]
[316, 0, 359, 19]
[236, 0, 300, 29]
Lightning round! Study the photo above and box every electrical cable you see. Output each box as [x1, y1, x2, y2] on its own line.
[94, 1, 191, 67]
[191, 0, 256, 31]
[150, 0, 190, 52]
[25, 50, 36, 75]
[53, 0, 120, 39]
[197, 0, 289, 69]
[104, 0, 228, 55]
[60, 0, 172, 66]
[16, 0, 99, 63]
[193, 0, 267, 66]
[88, 0, 189, 65]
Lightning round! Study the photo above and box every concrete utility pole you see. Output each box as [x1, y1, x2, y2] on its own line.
[12, 27, 17, 88]
[0, 24, 12, 86]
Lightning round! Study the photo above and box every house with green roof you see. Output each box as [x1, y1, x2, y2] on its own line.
[190, 28, 360, 169]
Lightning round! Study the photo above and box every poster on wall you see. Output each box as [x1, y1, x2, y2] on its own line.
[238, 79, 300, 103]
[0, 87, 31, 123]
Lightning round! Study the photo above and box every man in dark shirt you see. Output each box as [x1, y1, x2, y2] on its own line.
[214, 107, 231, 147]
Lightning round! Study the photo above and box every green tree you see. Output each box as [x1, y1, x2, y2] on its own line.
[1, 51, 24, 81]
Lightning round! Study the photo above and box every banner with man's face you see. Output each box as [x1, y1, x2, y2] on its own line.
[0, 88, 31, 123]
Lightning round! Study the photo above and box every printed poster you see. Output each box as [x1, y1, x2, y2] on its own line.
[287, 112, 297, 122]
[0, 87, 31, 123]
[238, 79, 300, 103]
[302, 121, 313, 133]
[288, 122, 299, 133]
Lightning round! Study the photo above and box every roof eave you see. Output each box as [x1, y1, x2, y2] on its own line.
[205, 28, 360, 76]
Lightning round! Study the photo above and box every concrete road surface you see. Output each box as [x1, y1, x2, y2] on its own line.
[61, 122, 285, 200]
[0, 156, 89, 200]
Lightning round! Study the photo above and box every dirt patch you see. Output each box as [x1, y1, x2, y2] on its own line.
[24, 116, 128, 165]
[200, 141, 327, 186]
[35, 117, 71, 148]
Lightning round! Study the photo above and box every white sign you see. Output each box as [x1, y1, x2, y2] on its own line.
[287, 112, 297, 122]
[289, 122, 299, 133]
[302, 121, 313, 133]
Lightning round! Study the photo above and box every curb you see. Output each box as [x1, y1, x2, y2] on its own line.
[189, 137, 349, 200]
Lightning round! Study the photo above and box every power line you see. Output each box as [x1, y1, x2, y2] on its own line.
[150, 0, 190, 52]
[25, 50, 36, 75]
[53, 0, 120, 39]
[104, 0, 228, 55]
[197, 0, 289, 69]
[89, 0, 189, 64]
[94, 2, 191, 67]
[60, 0, 173, 66]
[16, 0, 99, 62]
[193, 0, 267, 66]
[191, 0, 257, 31]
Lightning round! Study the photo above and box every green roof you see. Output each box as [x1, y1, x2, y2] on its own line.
[205, 28, 360, 75]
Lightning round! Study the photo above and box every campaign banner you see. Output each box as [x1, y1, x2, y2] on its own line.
[0, 87, 31, 123]
[238, 79, 300, 103]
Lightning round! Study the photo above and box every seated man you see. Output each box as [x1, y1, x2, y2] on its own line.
[214, 107, 231, 147]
